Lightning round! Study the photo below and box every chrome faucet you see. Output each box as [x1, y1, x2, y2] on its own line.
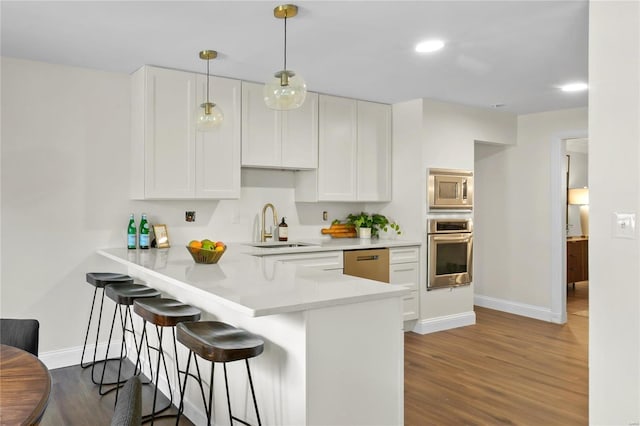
[261, 203, 279, 242]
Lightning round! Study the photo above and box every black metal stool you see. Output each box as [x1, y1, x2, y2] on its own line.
[99, 283, 161, 397]
[133, 298, 201, 424]
[176, 321, 264, 426]
[81, 273, 134, 379]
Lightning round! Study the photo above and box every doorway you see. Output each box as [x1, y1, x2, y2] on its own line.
[565, 138, 589, 317]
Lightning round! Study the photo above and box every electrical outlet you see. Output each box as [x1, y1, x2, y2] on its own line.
[323, 211, 328, 221]
[185, 211, 196, 222]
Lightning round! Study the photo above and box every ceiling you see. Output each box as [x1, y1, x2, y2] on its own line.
[0, 1, 588, 114]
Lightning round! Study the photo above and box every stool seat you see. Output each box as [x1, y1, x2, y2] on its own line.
[177, 321, 264, 363]
[134, 298, 201, 327]
[86, 273, 133, 288]
[106, 284, 160, 306]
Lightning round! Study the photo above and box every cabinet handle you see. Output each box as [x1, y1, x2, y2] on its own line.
[356, 255, 379, 261]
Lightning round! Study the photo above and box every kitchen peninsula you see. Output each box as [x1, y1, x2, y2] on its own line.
[98, 242, 411, 425]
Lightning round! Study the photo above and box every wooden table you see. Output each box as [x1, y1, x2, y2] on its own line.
[0, 344, 51, 425]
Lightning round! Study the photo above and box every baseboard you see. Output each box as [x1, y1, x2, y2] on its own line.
[412, 311, 476, 335]
[474, 294, 554, 322]
[40, 341, 123, 370]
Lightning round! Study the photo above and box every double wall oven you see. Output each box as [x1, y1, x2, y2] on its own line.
[427, 219, 473, 290]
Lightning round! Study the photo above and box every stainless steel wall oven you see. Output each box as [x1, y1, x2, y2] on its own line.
[427, 219, 473, 290]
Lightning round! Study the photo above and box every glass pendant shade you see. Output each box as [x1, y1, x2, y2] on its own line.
[264, 4, 306, 111]
[263, 70, 307, 110]
[196, 102, 224, 132]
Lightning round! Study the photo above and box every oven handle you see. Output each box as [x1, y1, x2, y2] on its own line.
[430, 233, 472, 242]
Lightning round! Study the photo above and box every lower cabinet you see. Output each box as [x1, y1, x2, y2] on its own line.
[261, 247, 420, 322]
[389, 247, 420, 322]
[567, 238, 588, 284]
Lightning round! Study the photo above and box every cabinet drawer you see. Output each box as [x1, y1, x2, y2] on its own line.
[389, 262, 419, 291]
[402, 291, 418, 321]
[389, 247, 419, 264]
[263, 251, 343, 271]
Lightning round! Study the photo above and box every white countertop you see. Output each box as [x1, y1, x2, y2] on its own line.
[98, 239, 419, 318]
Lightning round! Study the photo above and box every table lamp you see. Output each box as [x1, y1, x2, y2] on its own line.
[568, 187, 589, 237]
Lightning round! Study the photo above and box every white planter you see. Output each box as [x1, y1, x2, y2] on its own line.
[358, 227, 372, 239]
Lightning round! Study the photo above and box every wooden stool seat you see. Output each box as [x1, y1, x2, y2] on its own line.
[133, 298, 201, 327]
[177, 321, 264, 363]
[86, 272, 133, 288]
[105, 284, 161, 306]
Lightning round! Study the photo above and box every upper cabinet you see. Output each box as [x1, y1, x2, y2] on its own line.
[130, 66, 241, 199]
[241, 81, 318, 169]
[295, 95, 391, 202]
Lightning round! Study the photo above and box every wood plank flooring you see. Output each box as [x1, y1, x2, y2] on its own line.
[41, 285, 588, 425]
[405, 282, 588, 425]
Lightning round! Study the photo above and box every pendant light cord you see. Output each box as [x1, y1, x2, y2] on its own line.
[283, 16, 288, 71]
[206, 57, 210, 103]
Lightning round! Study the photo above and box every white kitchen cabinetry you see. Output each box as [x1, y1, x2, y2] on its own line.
[241, 81, 318, 169]
[261, 251, 344, 274]
[131, 66, 241, 199]
[389, 247, 419, 321]
[295, 95, 391, 202]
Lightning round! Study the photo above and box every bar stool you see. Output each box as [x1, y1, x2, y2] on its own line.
[99, 283, 161, 396]
[81, 273, 134, 376]
[176, 321, 264, 426]
[133, 298, 201, 423]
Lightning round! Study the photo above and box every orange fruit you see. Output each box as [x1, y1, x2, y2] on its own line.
[215, 241, 225, 248]
[189, 240, 202, 249]
[214, 245, 224, 252]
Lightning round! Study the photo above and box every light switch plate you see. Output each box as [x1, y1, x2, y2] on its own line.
[613, 212, 636, 239]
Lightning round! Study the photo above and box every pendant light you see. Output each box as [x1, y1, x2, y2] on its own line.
[263, 4, 307, 110]
[197, 50, 224, 131]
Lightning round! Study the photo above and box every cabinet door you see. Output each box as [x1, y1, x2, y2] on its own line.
[241, 81, 280, 167]
[195, 75, 241, 199]
[143, 67, 196, 198]
[357, 101, 391, 201]
[389, 262, 419, 321]
[281, 92, 318, 169]
[318, 95, 357, 200]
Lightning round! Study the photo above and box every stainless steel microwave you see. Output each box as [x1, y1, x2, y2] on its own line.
[428, 168, 473, 210]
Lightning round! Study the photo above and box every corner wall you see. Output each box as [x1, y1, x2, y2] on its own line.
[386, 98, 517, 333]
[474, 108, 587, 320]
[588, 1, 640, 422]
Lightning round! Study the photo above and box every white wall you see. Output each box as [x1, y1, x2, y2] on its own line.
[474, 108, 588, 320]
[0, 57, 359, 361]
[588, 1, 640, 423]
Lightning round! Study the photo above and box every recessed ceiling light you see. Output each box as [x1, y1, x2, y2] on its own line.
[560, 82, 588, 92]
[415, 39, 445, 53]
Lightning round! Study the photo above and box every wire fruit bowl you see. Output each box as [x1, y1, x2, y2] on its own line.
[186, 246, 226, 264]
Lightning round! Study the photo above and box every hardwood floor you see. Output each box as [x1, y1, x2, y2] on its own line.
[406, 285, 588, 425]
[41, 287, 588, 425]
[41, 360, 194, 425]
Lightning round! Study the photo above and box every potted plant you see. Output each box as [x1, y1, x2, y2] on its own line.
[346, 212, 402, 239]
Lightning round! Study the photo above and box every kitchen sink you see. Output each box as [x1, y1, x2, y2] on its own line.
[245, 242, 318, 249]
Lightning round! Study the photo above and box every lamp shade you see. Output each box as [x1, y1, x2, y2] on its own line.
[263, 71, 307, 110]
[568, 187, 589, 205]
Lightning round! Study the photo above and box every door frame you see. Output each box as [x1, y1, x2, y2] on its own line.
[550, 131, 588, 324]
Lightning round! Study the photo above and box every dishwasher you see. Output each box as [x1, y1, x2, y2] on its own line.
[343, 248, 389, 283]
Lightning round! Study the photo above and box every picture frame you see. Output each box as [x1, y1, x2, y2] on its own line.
[153, 224, 170, 248]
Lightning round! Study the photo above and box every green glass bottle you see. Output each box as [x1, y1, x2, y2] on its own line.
[139, 213, 150, 249]
[127, 214, 137, 249]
